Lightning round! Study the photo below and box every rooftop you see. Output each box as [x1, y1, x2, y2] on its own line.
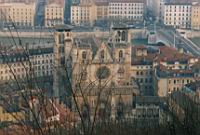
[109, 0, 145, 3]
[134, 96, 163, 105]
[47, 0, 65, 7]
[156, 65, 195, 78]
[185, 81, 200, 92]
[54, 25, 73, 32]
[95, 0, 109, 6]
[155, 46, 194, 63]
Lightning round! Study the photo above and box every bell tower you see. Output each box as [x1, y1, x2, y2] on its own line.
[111, 25, 131, 43]
[53, 25, 73, 102]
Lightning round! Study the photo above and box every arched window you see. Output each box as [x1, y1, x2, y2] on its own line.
[119, 50, 123, 62]
[82, 51, 87, 60]
[117, 31, 121, 37]
[122, 31, 126, 41]
[100, 50, 105, 62]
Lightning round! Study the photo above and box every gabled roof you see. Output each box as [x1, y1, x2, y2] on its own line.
[74, 36, 98, 59]
[92, 42, 114, 63]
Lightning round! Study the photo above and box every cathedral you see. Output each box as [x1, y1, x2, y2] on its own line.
[53, 25, 139, 120]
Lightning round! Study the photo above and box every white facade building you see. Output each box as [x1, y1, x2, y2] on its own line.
[71, 3, 96, 26]
[45, 2, 65, 27]
[108, 0, 144, 21]
[162, 3, 192, 29]
[0, 47, 54, 82]
[0, 2, 36, 27]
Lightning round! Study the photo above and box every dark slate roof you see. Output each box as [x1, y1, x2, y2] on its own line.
[115, 43, 130, 48]
[0, 47, 53, 64]
[54, 25, 73, 32]
[29, 47, 53, 56]
[74, 37, 98, 58]
[185, 81, 200, 92]
[134, 96, 163, 105]
[0, 53, 28, 64]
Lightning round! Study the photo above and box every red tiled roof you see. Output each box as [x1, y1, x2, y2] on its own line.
[155, 46, 194, 63]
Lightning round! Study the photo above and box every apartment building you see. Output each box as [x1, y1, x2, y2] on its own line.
[0, 0, 35, 3]
[154, 46, 199, 97]
[0, 2, 36, 27]
[71, 0, 145, 26]
[71, 3, 96, 26]
[95, 0, 109, 23]
[131, 46, 155, 95]
[45, 0, 65, 27]
[29, 47, 54, 77]
[169, 81, 200, 122]
[162, 2, 192, 28]
[0, 52, 30, 81]
[0, 3, 11, 25]
[191, 2, 200, 30]
[108, 0, 144, 22]
[0, 47, 54, 82]
[132, 96, 165, 126]
[130, 44, 199, 97]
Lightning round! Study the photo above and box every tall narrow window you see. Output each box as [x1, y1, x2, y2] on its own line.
[82, 51, 87, 60]
[100, 50, 105, 62]
[119, 50, 123, 62]
[122, 31, 126, 41]
[58, 33, 64, 44]
[82, 51, 87, 63]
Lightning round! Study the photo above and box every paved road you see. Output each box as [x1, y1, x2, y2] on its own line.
[158, 29, 200, 56]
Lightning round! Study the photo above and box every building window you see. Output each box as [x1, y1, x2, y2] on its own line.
[136, 71, 139, 75]
[122, 31, 126, 41]
[100, 50, 105, 62]
[119, 50, 123, 62]
[82, 51, 87, 60]
[174, 80, 176, 84]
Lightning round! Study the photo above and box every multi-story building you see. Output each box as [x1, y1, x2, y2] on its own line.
[0, 2, 36, 27]
[0, 51, 30, 81]
[162, 2, 192, 28]
[131, 46, 156, 95]
[169, 81, 200, 123]
[71, 3, 96, 26]
[0, 3, 11, 25]
[94, 0, 109, 24]
[0, 0, 35, 3]
[108, 0, 144, 22]
[29, 47, 54, 77]
[191, 2, 200, 30]
[71, 0, 145, 26]
[132, 96, 166, 126]
[0, 46, 54, 82]
[154, 46, 199, 97]
[44, 0, 65, 27]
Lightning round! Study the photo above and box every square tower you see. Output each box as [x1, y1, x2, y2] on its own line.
[53, 25, 73, 101]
